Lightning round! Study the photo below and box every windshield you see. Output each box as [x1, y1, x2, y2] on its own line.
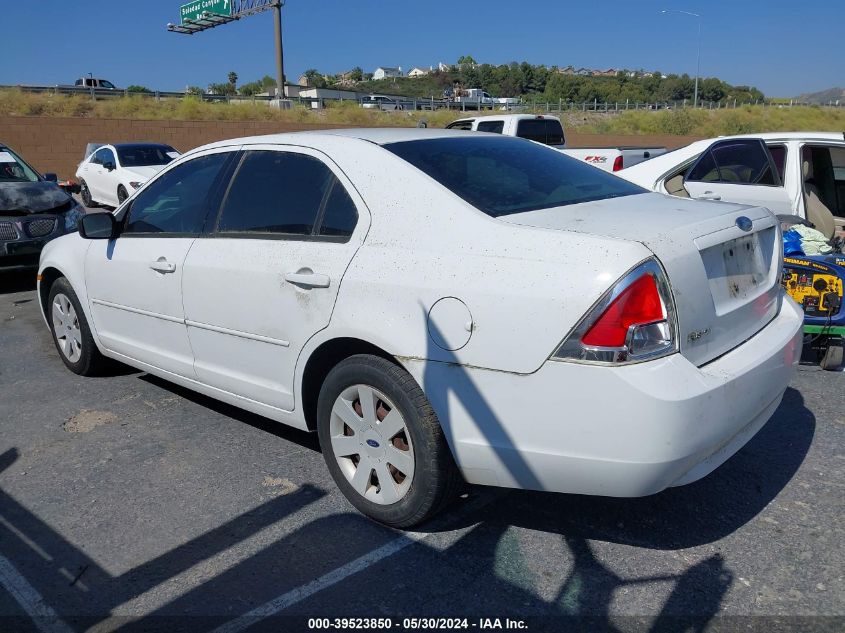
[116, 145, 177, 167]
[384, 136, 645, 217]
[0, 147, 40, 183]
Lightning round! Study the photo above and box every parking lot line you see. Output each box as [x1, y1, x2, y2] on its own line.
[209, 491, 504, 633]
[0, 555, 75, 633]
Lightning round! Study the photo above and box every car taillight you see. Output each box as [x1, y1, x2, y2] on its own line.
[553, 258, 677, 365]
[612, 155, 624, 171]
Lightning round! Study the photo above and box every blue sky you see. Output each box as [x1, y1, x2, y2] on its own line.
[4, 0, 843, 97]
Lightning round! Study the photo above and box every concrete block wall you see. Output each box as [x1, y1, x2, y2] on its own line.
[0, 116, 702, 180]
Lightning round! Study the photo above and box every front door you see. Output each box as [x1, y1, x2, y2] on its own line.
[85, 149, 233, 377]
[682, 138, 793, 213]
[182, 146, 367, 411]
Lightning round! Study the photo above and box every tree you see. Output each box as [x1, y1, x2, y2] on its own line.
[185, 86, 204, 96]
[303, 69, 327, 88]
[126, 85, 151, 93]
[208, 82, 236, 96]
[227, 71, 238, 89]
[457, 55, 476, 66]
[350, 66, 364, 82]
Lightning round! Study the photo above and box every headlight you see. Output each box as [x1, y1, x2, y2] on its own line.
[129, 181, 144, 189]
[63, 201, 85, 232]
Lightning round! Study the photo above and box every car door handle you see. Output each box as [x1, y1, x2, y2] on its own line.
[149, 259, 176, 273]
[696, 192, 722, 201]
[284, 270, 330, 289]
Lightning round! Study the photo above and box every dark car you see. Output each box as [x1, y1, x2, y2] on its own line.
[0, 144, 84, 270]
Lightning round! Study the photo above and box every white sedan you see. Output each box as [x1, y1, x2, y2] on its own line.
[76, 143, 180, 207]
[619, 132, 845, 238]
[38, 129, 802, 527]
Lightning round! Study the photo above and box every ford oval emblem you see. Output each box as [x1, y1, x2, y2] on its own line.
[366, 439, 380, 448]
[735, 216, 753, 232]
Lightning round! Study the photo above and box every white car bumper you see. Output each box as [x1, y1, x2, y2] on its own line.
[406, 296, 803, 497]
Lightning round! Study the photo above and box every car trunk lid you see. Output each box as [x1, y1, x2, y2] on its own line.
[500, 192, 782, 367]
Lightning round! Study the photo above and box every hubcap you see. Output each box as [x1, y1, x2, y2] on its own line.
[51, 294, 82, 363]
[330, 384, 414, 505]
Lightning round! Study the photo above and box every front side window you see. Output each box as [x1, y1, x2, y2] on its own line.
[687, 140, 776, 186]
[0, 146, 39, 183]
[515, 119, 565, 146]
[124, 152, 230, 235]
[384, 136, 645, 217]
[100, 80, 116, 89]
[117, 145, 177, 167]
[477, 120, 504, 134]
[94, 148, 115, 167]
[217, 150, 355, 237]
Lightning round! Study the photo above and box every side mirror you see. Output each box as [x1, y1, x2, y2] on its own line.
[79, 213, 118, 240]
[43, 172, 58, 182]
[103, 161, 115, 172]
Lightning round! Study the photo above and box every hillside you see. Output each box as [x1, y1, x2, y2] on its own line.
[333, 63, 765, 105]
[796, 87, 844, 105]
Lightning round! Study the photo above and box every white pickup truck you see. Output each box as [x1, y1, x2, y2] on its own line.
[445, 114, 666, 172]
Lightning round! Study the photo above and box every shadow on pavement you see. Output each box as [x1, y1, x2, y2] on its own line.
[0, 270, 37, 294]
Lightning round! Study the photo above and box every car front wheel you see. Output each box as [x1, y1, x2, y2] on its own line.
[317, 354, 462, 528]
[79, 180, 95, 207]
[117, 185, 128, 204]
[48, 277, 108, 376]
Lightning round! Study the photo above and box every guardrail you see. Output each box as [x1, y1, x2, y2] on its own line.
[3, 85, 842, 112]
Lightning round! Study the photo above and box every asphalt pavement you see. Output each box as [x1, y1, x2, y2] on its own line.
[0, 269, 842, 632]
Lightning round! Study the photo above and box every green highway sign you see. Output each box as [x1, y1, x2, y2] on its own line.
[180, 0, 232, 24]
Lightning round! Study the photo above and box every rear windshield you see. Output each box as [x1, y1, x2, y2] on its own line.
[384, 136, 645, 217]
[117, 145, 177, 167]
[516, 118, 565, 146]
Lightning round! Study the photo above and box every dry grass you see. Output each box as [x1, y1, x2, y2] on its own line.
[2, 89, 844, 137]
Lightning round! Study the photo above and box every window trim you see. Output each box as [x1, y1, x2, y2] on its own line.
[209, 147, 359, 243]
[685, 138, 783, 188]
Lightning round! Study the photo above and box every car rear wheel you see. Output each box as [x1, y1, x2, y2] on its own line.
[48, 278, 108, 376]
[317, 354, 462, 528]
[117, 185, 128, 204]
[79, 180, 95, 207]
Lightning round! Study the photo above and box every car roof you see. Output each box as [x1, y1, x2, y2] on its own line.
[111, 142, 174, 150]
[192, 127, 483, 153]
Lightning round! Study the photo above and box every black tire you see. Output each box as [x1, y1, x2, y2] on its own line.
[316, 354, 463, 528]
[820, 338, 843, 371]
[79, 179, 96, 208]
[47, 277, 109, 376]
[117, 185, 128, 204]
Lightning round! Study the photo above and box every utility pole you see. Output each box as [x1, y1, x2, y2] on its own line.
[660, 9, 702, 108]
[273, 1, 285, 98]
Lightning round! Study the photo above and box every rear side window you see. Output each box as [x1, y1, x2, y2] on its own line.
[767, 144, 787, 182]
[515, 119, 565, 146]
[446, 120, 474, 130]
[124, 152, 230, 234]
[217, 151, 357, 238]
[319, 180, 358, 237]
[385, 136, 645, 217]
[687, 140, 776, 185]
[477, 120, 504, 134]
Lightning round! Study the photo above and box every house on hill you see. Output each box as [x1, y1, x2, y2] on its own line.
[373, 67, 403, 80]
[408, 67, 431, 78]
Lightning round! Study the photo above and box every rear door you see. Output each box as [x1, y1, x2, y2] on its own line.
[181, 145, 369, 411]
[682, 139, 792, 213]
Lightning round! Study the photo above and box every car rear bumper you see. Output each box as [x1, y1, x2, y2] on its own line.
[405, 295, 803, 496]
